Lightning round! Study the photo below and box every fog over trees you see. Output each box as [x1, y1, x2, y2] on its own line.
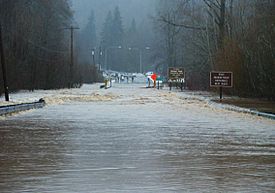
[73, 0, 156, 74]
[0, 0, 274, 99]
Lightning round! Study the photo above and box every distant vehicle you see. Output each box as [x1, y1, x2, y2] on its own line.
[157, 76, 166, 83]
[145, 71, 154, 76]
[156, 76, 165, 88]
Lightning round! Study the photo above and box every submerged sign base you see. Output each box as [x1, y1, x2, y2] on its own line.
[210, 71, 233, 100]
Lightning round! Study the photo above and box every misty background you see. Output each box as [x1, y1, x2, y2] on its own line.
[71, 0, 157, 75]
[0, 0, 274, 99]
[72, 0, 156, 29]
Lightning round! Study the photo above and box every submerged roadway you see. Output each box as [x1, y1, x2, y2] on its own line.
[0, 84, 274, 192]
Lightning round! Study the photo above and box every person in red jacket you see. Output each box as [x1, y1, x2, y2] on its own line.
[151, 73, 157, 88]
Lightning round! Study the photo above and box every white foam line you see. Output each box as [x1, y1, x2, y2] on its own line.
[57, 167, 137, 173]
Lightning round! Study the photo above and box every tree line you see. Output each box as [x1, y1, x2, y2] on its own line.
[77, 6, 143, 75]
[154, 0, 275, 100]
[0, 0, 85, 96]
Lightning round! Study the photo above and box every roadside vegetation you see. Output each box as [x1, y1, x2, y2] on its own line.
[1, 0, 274, 102]
[154, 0, 275, 100]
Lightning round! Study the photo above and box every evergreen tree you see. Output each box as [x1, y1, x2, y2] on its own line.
[125, 18, 140, 72]
[85, 10, 97, 50]
[112, 6, 124, 46]
[126, 18, 138, 47]
[101, 11, 113, 48]
[111, 6, 124, 71]
[79, 10, 97, 64]
[101, 7, 125, 71]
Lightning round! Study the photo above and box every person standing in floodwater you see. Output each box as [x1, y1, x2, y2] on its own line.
[147, 77, 150, 87]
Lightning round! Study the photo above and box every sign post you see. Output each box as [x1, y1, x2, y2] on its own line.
[210, 71, 233, 100]
[168, 67, 185, 91]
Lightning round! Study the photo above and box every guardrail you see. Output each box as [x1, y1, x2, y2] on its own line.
[0, 99, 46, 116]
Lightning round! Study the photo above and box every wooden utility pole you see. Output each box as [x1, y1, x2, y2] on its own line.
[0, 24, 9, 101]
[64, 26, 79, 88]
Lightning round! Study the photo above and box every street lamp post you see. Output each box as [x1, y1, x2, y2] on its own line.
[128, 47, 150, 73]
[143, 47, 151, 73]
[91, 49, 95, 66]
[91, 49, 97, 81]
[139, 50, 142, 73]
[104, 46, 122, 70]
[99, 49, 103, 72]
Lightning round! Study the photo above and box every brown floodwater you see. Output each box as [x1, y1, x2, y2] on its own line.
[0, 84, 274, 192]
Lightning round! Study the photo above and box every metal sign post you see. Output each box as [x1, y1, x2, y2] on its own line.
[220, 87, 223, 100]
[210, 71, 233, 100]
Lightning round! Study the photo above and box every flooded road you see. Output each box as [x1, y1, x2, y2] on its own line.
[0, 84, 274, 192]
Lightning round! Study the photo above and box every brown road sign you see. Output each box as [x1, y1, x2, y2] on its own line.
[210, 71, 233, 88]
[168, 67, 185, 81]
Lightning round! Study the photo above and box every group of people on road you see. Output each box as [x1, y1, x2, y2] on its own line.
[114, 74, 135, 84]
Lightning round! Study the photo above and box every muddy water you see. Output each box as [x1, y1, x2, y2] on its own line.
[0, 84, 274, 192]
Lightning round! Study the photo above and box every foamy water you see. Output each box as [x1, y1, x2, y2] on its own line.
[0, 83, 274, 192]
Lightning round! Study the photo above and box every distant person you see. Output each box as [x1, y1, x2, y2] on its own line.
[132, 76, 134, 83]
[151, 73, 157, 88]
[147, 77, 151, 87]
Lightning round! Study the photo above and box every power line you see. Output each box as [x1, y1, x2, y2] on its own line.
[2, 25, 70, 54]
[26, 39, 69, 54]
